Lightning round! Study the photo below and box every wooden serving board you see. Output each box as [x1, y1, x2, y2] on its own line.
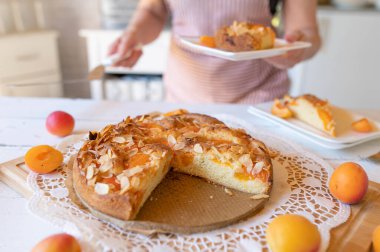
[0, 156, 269, 234]
[1, 156, 380, 251]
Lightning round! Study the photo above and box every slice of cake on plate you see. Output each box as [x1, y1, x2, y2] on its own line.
[283, 94, 337, 137]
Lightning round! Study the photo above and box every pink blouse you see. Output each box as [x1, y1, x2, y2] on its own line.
[144, 0, 290, 104]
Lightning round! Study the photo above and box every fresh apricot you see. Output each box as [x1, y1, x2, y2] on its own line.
[31, 233, 81, 252]
[271, 99, 293, 119]
[25, 145, 63, 174]
[46, 111, 75, 137]
[329, 162, 368, 204]
[199, 36, 216, 48]
[266, 214, 321, 252]
[352, 118, 373, 133]
[373, 225, 380, 252]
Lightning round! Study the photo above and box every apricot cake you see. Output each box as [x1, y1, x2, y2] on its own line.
[215, 21, 275, 52]
[271, 94, 336, 137]
[73, 110, 272, 220]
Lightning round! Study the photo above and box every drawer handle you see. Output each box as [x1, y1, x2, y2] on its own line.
[16, 53, 40, 61]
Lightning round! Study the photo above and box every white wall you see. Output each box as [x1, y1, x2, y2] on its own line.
[43, 0, 101, 98]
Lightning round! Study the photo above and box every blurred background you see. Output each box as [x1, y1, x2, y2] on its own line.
[0, 0, 379, 108]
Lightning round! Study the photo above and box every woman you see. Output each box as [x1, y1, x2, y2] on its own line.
[109, 0, 321, 104]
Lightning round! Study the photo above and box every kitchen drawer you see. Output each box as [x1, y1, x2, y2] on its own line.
[0, 71, 62, 97]
[0, 31, 60, 79]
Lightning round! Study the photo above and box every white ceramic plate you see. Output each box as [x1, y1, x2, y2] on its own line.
[177, 36, 311, 61]
[248, 102, 380, 148]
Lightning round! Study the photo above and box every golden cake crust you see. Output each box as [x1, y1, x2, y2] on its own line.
[73, 111, 273, 220]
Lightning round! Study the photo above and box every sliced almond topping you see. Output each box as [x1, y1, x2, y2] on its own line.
[128, 148, 138, 157]
[167, 134, 177, 146]
[98, 154, 110, 165]
[239, 154, 253, 174]
[253, 161, 265, 175]
[107, 148, 116, 158]
[138, 140, 144, 148]
[94, 183, 109, 195]
[173, 142, 186, 151]
[250, 194, 269, 200]
[141, 146, 153, 154]
[224, 188, 233, 196]
[150, 151, 161, 160]
[99, 159, 113, 173]
[86, 164, 95, 180]
[193, 143, 203, 153]
[131, 176, 140, 188]
[87, 177, 97, 187]
[161, 151, 167, 157]
[112, 136, 126, 143]
[126, 136, 135, 147]
[125, 166, 144, 177]
[119, 176, 131, 194]
[183, 132, 197, 138]
[211, 146, 221, 156]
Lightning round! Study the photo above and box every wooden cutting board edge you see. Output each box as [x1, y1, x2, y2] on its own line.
[0, 156, 270, 234]
[1, 156, 380, 251]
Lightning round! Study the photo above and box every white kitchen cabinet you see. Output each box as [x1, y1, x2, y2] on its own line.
[290, 8, 380, 109]
[0, 30, 62, 97]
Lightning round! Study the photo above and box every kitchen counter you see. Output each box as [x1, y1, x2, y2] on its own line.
[0, 97, 379, 251]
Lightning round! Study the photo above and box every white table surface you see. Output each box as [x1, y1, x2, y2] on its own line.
[0, 97, 379, 251]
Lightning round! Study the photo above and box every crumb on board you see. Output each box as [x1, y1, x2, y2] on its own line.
[224, 188, 233, 196]
[250, 194, 269, 200]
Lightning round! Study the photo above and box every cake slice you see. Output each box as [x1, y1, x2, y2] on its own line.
[284, 94, 336, 137]
[215, 21, 275, 52]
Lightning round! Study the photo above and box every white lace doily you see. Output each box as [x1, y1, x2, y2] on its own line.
[27, 115, 350, 252]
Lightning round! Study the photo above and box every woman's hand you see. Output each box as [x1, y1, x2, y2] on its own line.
[108, 29, 143, 68]
[264, 30, 319, 69]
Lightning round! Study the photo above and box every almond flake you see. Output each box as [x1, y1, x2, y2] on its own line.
[193, 143, 203, 153]
[107, 148, 116, 158]
[167, 135, 177, 146]
[250, 194, 269, 200]
[138, 140, 144, 148]
[94, 183, 109, 195]
[161, 151, 167, 157]
[239, 154, 253, 174]
[183, 132, 197, 138]
[253, 161, 265, 175]
[141, 146, 153, 154]
[150, 151, 161, 160]
[99, 159, 112, 173]
[224, 188, 233, 196]
[112, 136, 126, 143]
[211, 146, 221, 157]
[128, 148, 138, 157]
[125, 166, 144, 177]
[126, 136, 135, 147]
[87, 177, 97, 186]
[131, 176, 140, 188]
[173, 142, 186, 150]
[119, 176, 131, 194]
[86, 164, 95, 180]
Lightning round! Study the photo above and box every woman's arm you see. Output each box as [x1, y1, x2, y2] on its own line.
[264, 0, 321, 69]
[109, 0, 168, 67]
